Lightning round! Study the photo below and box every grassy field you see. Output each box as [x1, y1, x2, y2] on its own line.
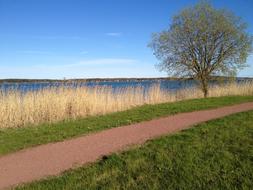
[15, 110, 253, 190]
[1, 82, 253, 129]
[0, 96, 253, 155]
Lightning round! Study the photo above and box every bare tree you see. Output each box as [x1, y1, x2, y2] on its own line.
[149, 1, 252, 97]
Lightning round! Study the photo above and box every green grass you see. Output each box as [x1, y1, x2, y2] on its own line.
[1, 96, 253, 155]
[15, 109, 253, 190]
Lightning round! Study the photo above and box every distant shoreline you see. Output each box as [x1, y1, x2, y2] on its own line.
[0, 77, 182, 84]
[0, 77, 252, 83]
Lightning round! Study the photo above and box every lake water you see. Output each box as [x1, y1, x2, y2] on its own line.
[0, 78, 251, 92]
[0, 80, 196, 92]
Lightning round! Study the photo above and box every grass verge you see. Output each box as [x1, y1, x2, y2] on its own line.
[0, 95, 253, 155]
[16, 110, 253, 189]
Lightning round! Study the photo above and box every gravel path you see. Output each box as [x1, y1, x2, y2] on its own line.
[1, 102, 253, 189]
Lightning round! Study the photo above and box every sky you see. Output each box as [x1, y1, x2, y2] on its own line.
[0, 0, 253, 79]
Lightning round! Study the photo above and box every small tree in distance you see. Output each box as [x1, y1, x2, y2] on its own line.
[149, 1, 252, 97]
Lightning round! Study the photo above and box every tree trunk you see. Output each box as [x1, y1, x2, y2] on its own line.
[203, 85, 208, 98]
[200, 77, 209, 98]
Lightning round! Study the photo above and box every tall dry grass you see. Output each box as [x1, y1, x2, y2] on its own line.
[0, 82, 252, 128]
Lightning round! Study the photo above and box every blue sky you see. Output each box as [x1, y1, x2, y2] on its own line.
[0, 0, 252, 79]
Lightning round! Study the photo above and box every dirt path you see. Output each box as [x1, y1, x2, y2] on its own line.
[1, 102, 253, 189]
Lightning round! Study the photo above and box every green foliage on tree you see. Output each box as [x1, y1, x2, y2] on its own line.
[149, 1, 252, 97]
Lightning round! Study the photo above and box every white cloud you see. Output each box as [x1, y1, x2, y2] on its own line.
[0, 58, 166, 79]
[80, 51, 88, 54]
[105, 32, 122, 37]
[66, 58, 137, 67]
[0, 58, 161, 79]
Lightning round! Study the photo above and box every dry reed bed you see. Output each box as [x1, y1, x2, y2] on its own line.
[0, 82, 253, 129]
